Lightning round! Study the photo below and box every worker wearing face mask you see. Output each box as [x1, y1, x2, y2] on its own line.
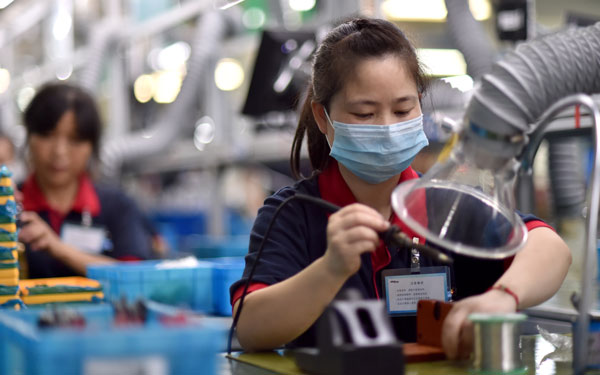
[230, 17, 571, 359]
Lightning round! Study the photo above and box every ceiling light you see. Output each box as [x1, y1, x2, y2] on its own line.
[0, 69, 10, 94]
[381, 0, 490, 22]
[289, 0, 316, 12]
[469, 0, 492, 20]
[157, 41, 191, 71]
[214, 58, 245, 91]
[153, 71, 182, 104]
[134, 74, 155, 103]
[418, 49, 466, 77]
[382, 0, 446, 22]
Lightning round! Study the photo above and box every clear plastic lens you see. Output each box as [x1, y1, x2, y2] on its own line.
[391, 146, 527, 259]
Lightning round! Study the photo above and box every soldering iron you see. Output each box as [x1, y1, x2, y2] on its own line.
[227, 193, 453, 354]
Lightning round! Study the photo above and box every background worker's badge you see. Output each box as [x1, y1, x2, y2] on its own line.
[382, 267, 451, 316]
[61, 223, 107, 255]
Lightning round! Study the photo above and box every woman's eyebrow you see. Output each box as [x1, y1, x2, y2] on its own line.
[347, 95, 418, 107]
[347, 99, 379, 106]
[394, 95, 418, 103]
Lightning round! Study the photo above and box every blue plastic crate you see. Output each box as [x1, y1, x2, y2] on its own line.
[150, 211, 207, 238]
[149, 211, 208, 252]
[210, 257, 245, 316]
[182, 235, 249, 259]
[0, 304, 226, 375]
[87, 260, 213, 313]
[225, 209, 253, 236]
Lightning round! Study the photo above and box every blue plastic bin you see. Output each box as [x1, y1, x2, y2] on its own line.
[149, 211, 208, 252]
[210, 257, 245, 316]
[87, 260, 213, 313]
[0, 304, 226, 375]
[182, 235, 249, 259]
[225, 209, 253, 236]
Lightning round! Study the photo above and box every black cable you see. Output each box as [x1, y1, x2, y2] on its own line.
[227, 194, 324, 354]
[226, 193, 452, 354]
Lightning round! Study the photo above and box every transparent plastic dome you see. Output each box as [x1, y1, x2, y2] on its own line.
[391, 145, 528, 259]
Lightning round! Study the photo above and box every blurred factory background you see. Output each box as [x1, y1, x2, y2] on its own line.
[0, 0, 597, 260]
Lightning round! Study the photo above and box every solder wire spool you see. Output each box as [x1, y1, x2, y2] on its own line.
[469, 312, 528, 374]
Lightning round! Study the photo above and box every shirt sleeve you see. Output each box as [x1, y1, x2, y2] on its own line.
[518, 212, 555, 232]
[231, 282, 270, 309]
[229, 186, 315, 305]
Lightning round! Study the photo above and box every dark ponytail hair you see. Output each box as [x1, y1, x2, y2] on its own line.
[290, 17, 428, 179]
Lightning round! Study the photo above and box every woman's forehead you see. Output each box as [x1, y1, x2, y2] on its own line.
[334, 55, 418, 106]
[54, 111, 79, 133]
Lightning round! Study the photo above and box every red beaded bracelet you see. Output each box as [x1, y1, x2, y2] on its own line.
[487, 284, 520, 308]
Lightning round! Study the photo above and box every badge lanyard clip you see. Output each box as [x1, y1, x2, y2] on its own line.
[82, 209, 92, 228]
[410, 237, 420, 274]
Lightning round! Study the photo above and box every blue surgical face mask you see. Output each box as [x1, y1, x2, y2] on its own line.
[324, 109, 428, 184]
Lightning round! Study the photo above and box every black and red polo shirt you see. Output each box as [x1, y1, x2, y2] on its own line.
[21, 173, 153, 278]
[230, 160, 551, 346]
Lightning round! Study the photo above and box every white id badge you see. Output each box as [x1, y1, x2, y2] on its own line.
[61, 224, 107, 255]
[382, 267, 451, 316]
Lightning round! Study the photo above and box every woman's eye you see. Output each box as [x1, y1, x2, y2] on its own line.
[64, 135, 81, 144]
[37, 132, 53, 138]
[352, 113, 373, 119]
[395, 111, 410, 116]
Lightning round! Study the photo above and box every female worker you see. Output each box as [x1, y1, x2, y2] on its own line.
[229, 18, 571, 359]
[18, 82, 153, 278]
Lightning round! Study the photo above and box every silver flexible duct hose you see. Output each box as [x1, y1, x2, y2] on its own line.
[419, 1, 491, 139]
[548, 137, 586, 216]
[100, 10, 231, 178]
[464, 22, 600, 169]
[444, 0, 495, 80]
[79, 20, 122, 92]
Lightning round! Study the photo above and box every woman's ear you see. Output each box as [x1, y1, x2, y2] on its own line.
[311, 101, 329, 135]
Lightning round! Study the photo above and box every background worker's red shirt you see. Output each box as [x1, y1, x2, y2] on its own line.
[20, 173, 153, 278]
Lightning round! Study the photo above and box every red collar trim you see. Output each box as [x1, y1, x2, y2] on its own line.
[318, 160, 419, 209]
[22, 174, 101, 216]
[318, 161, 424, 299]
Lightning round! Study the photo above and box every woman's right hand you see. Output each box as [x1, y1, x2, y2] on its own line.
[18, 211, 61, 253]
[322, 203, 390, 279]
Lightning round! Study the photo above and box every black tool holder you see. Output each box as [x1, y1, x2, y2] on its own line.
[294, 290, 404, 375]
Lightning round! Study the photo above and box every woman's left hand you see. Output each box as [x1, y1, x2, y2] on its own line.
[441, 289, 518, 360]
[18, 211, 61, 253]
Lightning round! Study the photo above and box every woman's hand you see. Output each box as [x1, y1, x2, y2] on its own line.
[442, 289, 518, 360]
[18, 211, 61, 253]
[322, 203, 389, 279]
